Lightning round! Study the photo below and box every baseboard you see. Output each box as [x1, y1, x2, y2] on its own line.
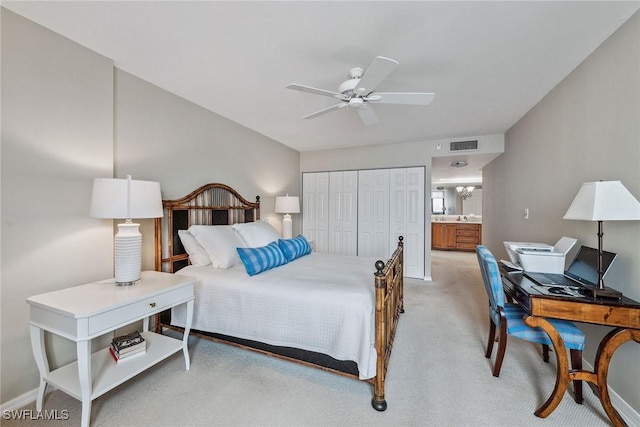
[1, 388, 40, 413]
[582, 358, 640, 425]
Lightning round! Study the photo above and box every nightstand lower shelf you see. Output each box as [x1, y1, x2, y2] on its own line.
[46, 332, 184, 401]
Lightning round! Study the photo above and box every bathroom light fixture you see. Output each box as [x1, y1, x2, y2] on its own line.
[456, 186, 475, 200]
[451, 160, 468, 168]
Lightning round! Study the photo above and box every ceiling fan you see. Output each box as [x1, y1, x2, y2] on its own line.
[286, 56, 435, 126]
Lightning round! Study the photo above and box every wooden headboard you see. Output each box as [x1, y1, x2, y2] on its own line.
[154, 183, 260, 273]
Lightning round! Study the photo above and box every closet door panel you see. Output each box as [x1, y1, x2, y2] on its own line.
[302, 172, 329, 253]
[358, 170, 375, 257]
[328, 171, 357, 256]
[389, 167, 425, 279]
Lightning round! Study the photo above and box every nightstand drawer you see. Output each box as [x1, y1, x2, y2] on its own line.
[88, 285, 193, 335]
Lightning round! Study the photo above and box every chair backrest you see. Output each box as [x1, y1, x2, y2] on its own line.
[476, 245, 505, 312]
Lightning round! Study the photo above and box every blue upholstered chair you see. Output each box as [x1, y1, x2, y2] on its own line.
[476, 245, 584, 403]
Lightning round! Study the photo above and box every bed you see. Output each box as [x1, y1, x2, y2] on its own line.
[154, 183, 404, 410]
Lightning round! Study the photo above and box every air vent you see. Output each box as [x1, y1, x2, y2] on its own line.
[450, 140, 478, 151]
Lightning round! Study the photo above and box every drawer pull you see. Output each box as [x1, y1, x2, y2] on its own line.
[150, 302, 156, 308]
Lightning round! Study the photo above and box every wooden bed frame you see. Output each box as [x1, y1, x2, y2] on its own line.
[154, 183, 404, 411]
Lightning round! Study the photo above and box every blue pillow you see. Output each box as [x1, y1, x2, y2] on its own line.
[237, 241, 288, 276]
[278, 235, 312, 262]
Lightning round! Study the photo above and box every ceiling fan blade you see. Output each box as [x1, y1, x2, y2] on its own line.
[302, 103, 346, 120]
[354, 56, 399, 95]
[286, 84, 348, 101]
[367, 92, 435, 105]
[357, 104, 378, 126]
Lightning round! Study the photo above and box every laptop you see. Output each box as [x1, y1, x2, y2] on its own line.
[524, 245, 617, 289]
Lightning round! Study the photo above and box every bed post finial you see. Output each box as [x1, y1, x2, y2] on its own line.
[256, 195, 260, 203]
[374, 260, 385, 276]
[398, 235, 404, 246]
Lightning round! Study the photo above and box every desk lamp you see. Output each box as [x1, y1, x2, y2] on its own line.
[90, 175, 163, 285]
[563, 180, 640, 298]
[275, 195, 300, 239]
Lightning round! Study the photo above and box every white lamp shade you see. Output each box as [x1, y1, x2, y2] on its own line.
[563, 180, 640, 221]
[90, 177, 163, 219]
[275, 195, 300, 214]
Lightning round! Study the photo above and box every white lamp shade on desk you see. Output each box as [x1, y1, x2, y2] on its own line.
[275, 195, 300, 239]
[563, 180, 640, 221]
[90, 176, 163, 285]
[563, 180, 640, 298]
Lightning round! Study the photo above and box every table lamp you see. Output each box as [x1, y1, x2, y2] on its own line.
[90, 175, 163, 285]
[563, 180, 640, 299]
[274, 195, 300, 239]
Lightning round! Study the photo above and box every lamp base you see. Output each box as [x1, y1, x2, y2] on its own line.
[582, 284, 622, 300]
[281, 214, 293, 240]
[115, 222, 142, 286]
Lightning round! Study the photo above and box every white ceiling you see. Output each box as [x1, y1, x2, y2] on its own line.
[4, 1, 639, 159]
[431, 152, 501, 187]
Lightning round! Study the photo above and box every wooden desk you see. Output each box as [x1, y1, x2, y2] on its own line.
[501, 270, 640, 427]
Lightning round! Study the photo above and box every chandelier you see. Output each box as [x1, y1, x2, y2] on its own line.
[456, 186, 475, 200]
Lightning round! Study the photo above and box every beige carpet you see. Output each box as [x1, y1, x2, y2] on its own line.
[5, 251, 620, 426]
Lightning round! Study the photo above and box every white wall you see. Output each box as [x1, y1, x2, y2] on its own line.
[0, 9, 301, 407]
[301, 134, 504, 279]
[483, 10, 640, 414]
[114, 70, 300, 270]
[1, 9, 114, 402]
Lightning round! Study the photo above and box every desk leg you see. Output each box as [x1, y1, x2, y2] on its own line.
[592, 328, 640, 427]
[76, 340, 92, 427]
[182, 299, 194, 371]
[524, 315, 570, 418]
[29, 325, 49, 411]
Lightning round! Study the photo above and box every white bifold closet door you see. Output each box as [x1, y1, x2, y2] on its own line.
[302, 167, 424, 278]
[302, 172, 329, 253]
[358, 169, 390, 258]
[389, 167, 425, 279]
[328, 171, 358, 256]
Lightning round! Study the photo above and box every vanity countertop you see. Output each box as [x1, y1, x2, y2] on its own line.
[432, 220, 482, 224]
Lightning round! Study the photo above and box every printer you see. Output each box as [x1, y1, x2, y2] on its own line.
[503, 237, 577, 273]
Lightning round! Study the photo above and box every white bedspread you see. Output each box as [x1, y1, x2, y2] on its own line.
[171, 252, 378, 379]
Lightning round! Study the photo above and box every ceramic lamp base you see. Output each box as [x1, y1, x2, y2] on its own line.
[115, 222, 142, 285]
[282, 214, 293, 239]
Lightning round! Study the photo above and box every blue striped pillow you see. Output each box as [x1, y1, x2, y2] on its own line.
[278, 235, 312, 262]
[236, 241, 288, 276]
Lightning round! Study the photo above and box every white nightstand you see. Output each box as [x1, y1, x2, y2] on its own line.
[26, 271, 194, 427]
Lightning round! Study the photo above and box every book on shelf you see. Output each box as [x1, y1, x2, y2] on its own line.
[110, 331, 146, 361]
[109, 344, 146, 362]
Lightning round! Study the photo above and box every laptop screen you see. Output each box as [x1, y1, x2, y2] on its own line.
[565, 246, 617, 286]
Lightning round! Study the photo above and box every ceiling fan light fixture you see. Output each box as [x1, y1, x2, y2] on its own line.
[286, 56, 435, 126]
[349, 98, 365, 109]
[451, 160, 468, 168]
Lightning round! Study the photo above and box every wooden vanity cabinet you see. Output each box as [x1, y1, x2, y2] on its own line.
[431, 223, 457, 250]
[455, 223, 482, 251]
[432, 222, 482, 251]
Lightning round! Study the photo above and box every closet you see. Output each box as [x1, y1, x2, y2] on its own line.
[302, 167, 425, 278]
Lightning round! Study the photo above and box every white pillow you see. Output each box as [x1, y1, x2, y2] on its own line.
[188, 225, 246, 269]
[232, 221, 281, 248]
[177, 230, 211, 267]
